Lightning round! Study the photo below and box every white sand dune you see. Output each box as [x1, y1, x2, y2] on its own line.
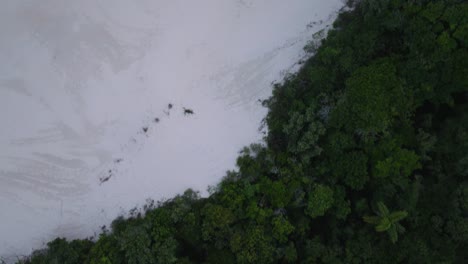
[0, 0, 344, 260]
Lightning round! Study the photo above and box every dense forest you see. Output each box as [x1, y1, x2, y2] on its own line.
[12, 0, 467, 263]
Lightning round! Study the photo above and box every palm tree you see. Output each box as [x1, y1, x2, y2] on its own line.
[363, 201, 408, 243]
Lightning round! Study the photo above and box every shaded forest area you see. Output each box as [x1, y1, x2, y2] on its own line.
[14, 0, 467, 263]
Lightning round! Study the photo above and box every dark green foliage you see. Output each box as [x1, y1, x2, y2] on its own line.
[17, 0, 468, 263]
[20, 238, 93, 264]
[331, 59, 412, 136]
[333, 151, 368, 190]
[305, 184, 334, 218]
[363, 202, 408, 243]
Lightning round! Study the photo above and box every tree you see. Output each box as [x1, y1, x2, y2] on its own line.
[332, 59, 413, 138]
[363, 202, 408, 243]
[305, 184, 334, 218]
